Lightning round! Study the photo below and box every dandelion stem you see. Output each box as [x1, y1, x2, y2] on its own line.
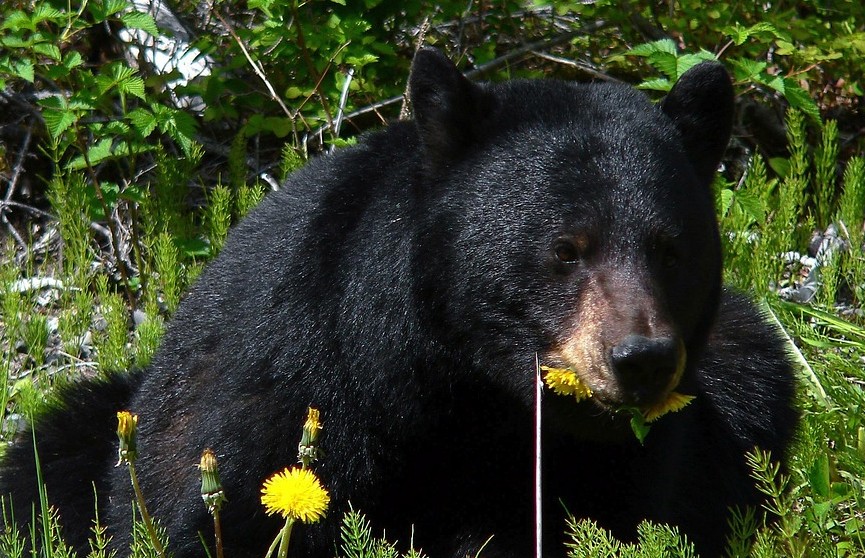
[277, 517, 294, 558]
[213, 510, 225, 558]
[128, 461, 166, 558]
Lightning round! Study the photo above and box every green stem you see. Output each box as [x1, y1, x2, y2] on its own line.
[128, 461, 167, 558]
[277, 517, 295, 558]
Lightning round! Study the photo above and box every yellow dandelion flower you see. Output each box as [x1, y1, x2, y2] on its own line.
[540, 366, 593, 402]
[260, 467, 330, 523]
[643, 392, 695, 423]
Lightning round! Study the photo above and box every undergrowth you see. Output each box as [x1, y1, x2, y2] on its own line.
[1, 0, 865, 556]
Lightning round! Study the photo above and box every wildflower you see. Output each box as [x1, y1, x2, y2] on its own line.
[261, 467, 330, 524]
[116, 410, 139, 464]
[199, 448, 227, 513]
[643, 392, 695, 422]
[303, 408, 322, 444]
[298, 407, 323, 466]
[540, 366, 593, 402]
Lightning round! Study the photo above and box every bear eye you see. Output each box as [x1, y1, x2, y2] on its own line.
[553, 235, 589, 264]
[652, 237, 680, 268]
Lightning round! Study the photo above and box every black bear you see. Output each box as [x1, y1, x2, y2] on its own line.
[0, 48, 797, 557]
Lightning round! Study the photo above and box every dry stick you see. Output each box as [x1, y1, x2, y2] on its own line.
[212, 11, 295, 121]
[400, 16, 431, 121]
[1, 124, 34, 251]
[290, 2, 335, 132]
[534, 354, 542, 558]
[529, 51, 620, 82]
[330, 67, 355, 153]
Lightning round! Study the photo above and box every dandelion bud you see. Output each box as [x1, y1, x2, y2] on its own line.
[199, 448, 227, 514]
[116, 410, 139, 465]
[298, 407, 323, 466]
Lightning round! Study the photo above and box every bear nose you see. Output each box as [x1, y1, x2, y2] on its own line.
[610, 335, 680, 403]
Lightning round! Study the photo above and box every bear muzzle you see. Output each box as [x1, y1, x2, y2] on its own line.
[609, 334, 687, 406]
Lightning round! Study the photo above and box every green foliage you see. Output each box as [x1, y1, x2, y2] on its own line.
[134, 304, 164, 369]
[235, 182, 266, 220]
[601, 1, 863, 120]
[150, 232, 182, 314]
[95, 276, 130, 372]
[837, 157, 865, 249]
[23, 313, 48, 368]
[48, 172, 93, 286]
[205, 184, 232, 255]
[814, 120, 839, 229]
[280, 144, 306, 183]
[58, 289, 94, 359]
[1, 1, 865, 557]
[565, 516, 696, 557]
[339, 508, 427, 558]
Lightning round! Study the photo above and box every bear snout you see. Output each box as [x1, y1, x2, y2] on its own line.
[610, 334, 686, 406]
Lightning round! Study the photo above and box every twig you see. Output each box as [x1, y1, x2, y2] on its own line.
[534, 353, 542, 558]
[5, 123, 33, 203]
[400, 16, 431, 121]
[0, 200, 55, 220]
[330, 67, 355, 153]
[211, 10, 296, 121]
[529, 51, 620, 82]
[0, 123, 34, 252]
[290, 2, 335, 132]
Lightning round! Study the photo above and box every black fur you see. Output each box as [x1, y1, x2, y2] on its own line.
[0, 49, 797, 557]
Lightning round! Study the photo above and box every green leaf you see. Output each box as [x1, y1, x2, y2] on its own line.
[33, 43, 62, 62]
[768, 157, 791, 177]
[782, 79, 821, 121]
[31, 4, 64, 25]
[1, 11, 32, 31]
[636, 77, 672, 92]
[120, 75, 146, 100]
[89, 0, 127, 21]
[152, 104, 199, 156]
[628, 411, 651, 445]
[647, 51, 678, 80]
[66, 138, 114, 170]
[807, 453, 831, 499]
[39, 97, 77, 139]
[719, 188, 735, 218]
[121, 12, 159, 37]
[63, 51, 84, 71]
[177, 237, 211, 258]
[128, 107, 158, 138]
[733, 190, 765, 223]
[629, 38, 678, 58]
[86, 182, 121, 221]
[676, 52, 716, 78]
[13, 59, 35, 82]
[724, 23, 749, 46]
[730, 58, 767, 82]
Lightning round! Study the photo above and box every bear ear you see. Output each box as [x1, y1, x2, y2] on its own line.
[409, 47, 488, 161]
[660, 62, 734, 185]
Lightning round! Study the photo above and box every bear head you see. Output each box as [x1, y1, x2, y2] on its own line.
[409, 48, 733, 428]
